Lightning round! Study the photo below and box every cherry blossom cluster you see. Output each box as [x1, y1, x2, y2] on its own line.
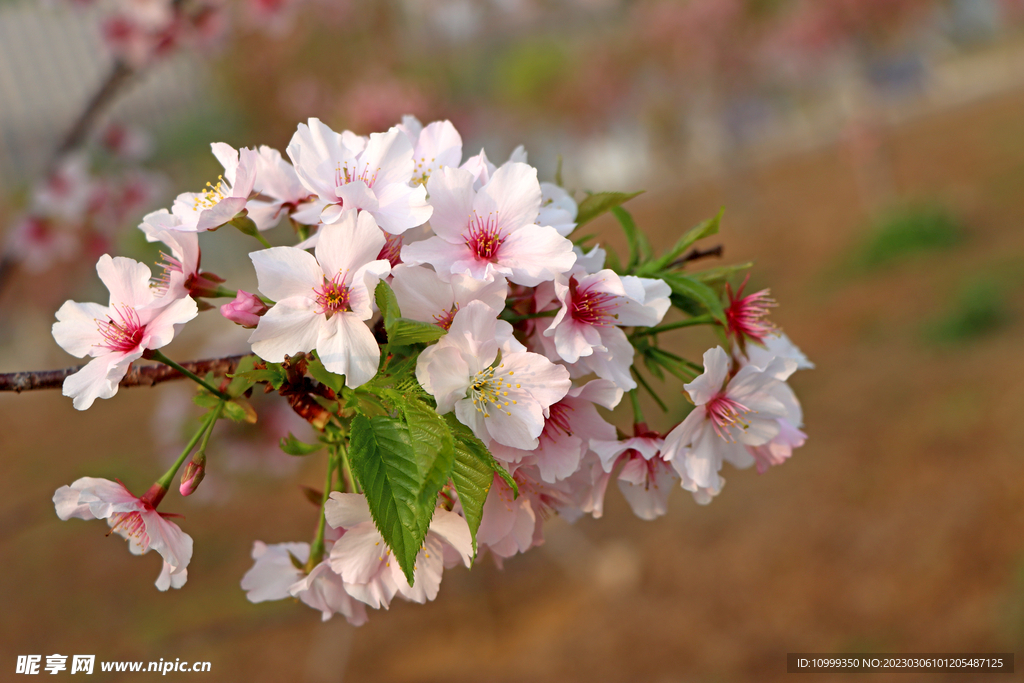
[48, 115, 811, 625]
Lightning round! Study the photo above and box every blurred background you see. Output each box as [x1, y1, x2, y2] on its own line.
[2, 0, 1024, 680]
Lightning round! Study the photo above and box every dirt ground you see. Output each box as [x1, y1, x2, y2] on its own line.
[2, 86, 1024, 682]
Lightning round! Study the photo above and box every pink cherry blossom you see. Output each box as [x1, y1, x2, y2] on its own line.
[402, 162, 575, 286]
[397, 116, 464, 187]
[538, 182, 578, 237]
[220, 290, 268, 328]
[167, 143, 259, 232]
[661, 346, 797, 503]
[53, 477, 192, 590]
[545, 269, 670, 367]
[245, 145, 318, 230]
[52, 255, 198, 410]
[241, 540, 368, 625]
[248, 210, 391, 387]
[324, 493, 473, 609]
[139, 216, 224, 299]
[490, 379, 622, 483]
[390, 264, 507, 330]
[416, 301, 571, 450]
[476, 465, 565, 559]
[286, 118, 432, 233]
[5, 215, 78, 273]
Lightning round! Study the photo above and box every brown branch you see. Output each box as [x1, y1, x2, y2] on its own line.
[672, 244, 724, 268]
[0, 355, 246, 394]
[50, 60, 136, 168]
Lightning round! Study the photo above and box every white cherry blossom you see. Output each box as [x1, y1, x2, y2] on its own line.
[416, 301, 571, 450]
[52, 255, 198, 410]
[53, 477, 192, 590]
[286, 118, 432, 233]
[401, 163, 576, 286]
[248, 211, 391, 388]
[390, 263, 507, 330]
[661, 346, 797, 503]
[324, 493, 473, 609]
[167, 143, 258, 232]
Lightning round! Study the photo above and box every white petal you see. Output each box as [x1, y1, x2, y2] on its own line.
[52, 301, 107, 358]
[250, 247, 323, 302]
[324, 492, 373, 528]
[316, 313, 380, 388]
[314, 210, 385, 280]
[248, 299, 321, 363]
[96, 255, 154, 309]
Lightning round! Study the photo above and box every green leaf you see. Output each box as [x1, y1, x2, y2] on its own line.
[611, 206, 650, 272]
[662, 273, 726, 324]
[448, 436, 493, 557]
[401, 398, 455, 540]
[307, 355, 344, 393]
[375, 280, 401, 331]
[280, 432, 324, 456]
[222, 398, 256, 423]
[638, 210, 722, 275]
[575, 190, 644, 227]
[225, 355, 260, 397]
[444, 414, 518, 496]
[229, 362, 287, 391]
[690, 262, 753, 285]
[192, 392, 221, 409]
[388, 318, 446, 346]
[348, 414, 423, 585]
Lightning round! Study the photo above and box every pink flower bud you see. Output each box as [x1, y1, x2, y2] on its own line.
[179, 458, 206, 497]
[220, 290, 268, 328]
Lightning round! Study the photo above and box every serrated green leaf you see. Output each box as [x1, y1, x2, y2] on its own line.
[444, 414, 518, 496]
[575, 190, 644, 227]
[349, 414, 423, 585]
[638, 210, 722, 275]
[401, 399, 455, 540]
[662, 273, 726, 324]
[222, 400, 249, 423]
[307, 355, 344, 393]
[388, 318, 446, 345]
[448, 435, 493, 557]
[280, 432, 324, 456]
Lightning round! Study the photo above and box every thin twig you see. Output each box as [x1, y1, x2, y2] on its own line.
[50, 60, 135, 169]
[671, 245, 724, 269]
[0, 355, 246, 394]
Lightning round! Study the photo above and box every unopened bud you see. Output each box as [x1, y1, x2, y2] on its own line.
[179, 456, 206, 497]
[220, 290, 268, 328]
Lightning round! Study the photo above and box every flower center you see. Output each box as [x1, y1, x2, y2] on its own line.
[469, 363, 520, 418]
[569, 276, 618, 326]
[378, 231, 403, 267]
[193, 175, 227, 210]
[704, 392, 752, 441]
[107, 511, 150, 551]
[314, 275, 352, 317]
[97, 306, 145, 353]
[725, 276, 776, 344]
[432, 304, 459, 331]
[541, 401, 574, 441]
[464, 211, 505, 262]
[334, 162, 379, 190]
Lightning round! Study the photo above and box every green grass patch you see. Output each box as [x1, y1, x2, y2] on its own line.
[853, 204, 963, 270]
[926, 277, 1009, 344]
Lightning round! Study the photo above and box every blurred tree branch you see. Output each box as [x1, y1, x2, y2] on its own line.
[0, 355, 245, 393]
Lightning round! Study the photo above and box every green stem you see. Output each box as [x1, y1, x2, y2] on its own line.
[148, 350, 231, 400]
[305, 452, 336, 572]
[631, 368, 667, 412]
[210, 286, 239, 299]
[628, 390, 645, 424]
[504, 309, 559, 323]
[338, 441, 359, 494]
[631, 315, 714, 338]
[231, 215, 274, 249]
[155, 407, 219, 491]
[195, 400, 225, 458]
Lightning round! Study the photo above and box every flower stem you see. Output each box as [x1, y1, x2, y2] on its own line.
[305, 451, 336, 572]
[210, 286, 239, 299]
[147, 350, 231, 400]
[630, 315, 714, 338]
[628, 389, 645, 424]
[155, 404, 221, 492]
[338, 441, 359, 494]
[231, 215, 274, 249]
